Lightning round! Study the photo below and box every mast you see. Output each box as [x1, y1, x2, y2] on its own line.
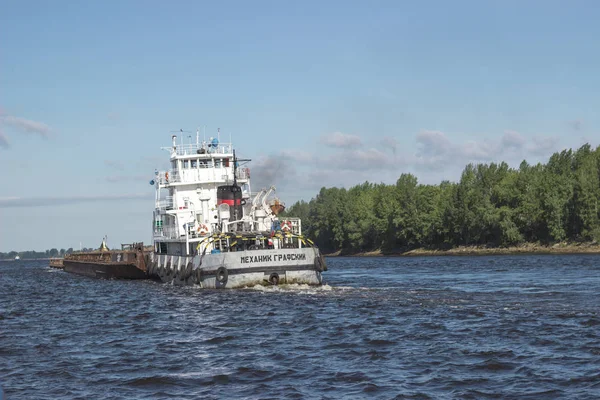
[233, 149, 238, 187]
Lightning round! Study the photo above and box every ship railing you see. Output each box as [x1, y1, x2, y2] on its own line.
[156, 196, 174, 210]
[153, 225, 180, 240]
[157, 170, 181, 185]
[165, 143, 234, 156]
[236, 167, 250, 180]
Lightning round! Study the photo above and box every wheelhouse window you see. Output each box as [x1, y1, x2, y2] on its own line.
[183, 160, 189, 169]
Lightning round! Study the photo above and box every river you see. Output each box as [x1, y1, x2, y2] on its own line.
[1, 255, 598, 399]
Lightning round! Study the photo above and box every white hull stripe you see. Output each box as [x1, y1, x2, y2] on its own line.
[198, 264, 318, 278]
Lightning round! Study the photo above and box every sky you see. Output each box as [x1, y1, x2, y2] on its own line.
[1, 0, 600, 251]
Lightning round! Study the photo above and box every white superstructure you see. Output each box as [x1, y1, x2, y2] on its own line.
[148, 130, 325, 288]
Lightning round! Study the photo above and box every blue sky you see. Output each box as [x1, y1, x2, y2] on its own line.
[1, 0, 600, 251]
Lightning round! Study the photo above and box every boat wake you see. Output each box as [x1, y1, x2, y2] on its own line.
[246, 283, 334, 293]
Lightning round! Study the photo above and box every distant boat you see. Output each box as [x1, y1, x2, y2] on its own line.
[14, 255, 20, 261]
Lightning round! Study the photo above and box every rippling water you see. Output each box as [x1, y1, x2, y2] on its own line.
[1, 255, 599, 399]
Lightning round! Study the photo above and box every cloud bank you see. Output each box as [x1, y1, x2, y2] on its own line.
[414, 130, 560, 170]
[253, 129, 569, 198]
[0, 194, 151, 208]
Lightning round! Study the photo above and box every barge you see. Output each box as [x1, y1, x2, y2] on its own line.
[147, 130, 326, 288]
[49, 258, 64, 269]
[62, 239, 149, 279]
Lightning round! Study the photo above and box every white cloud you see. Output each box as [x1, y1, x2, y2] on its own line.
[380, 136, 398, 155]
[415, 130, 454, 170]
[462, 140, 496, 160]
[320, 131, 362, 148]
[0, 115, 52, 149]
[0, 115, 51, 137]
[416, 130, 452, 156]
[527, 135, 560, 156]
[501, 130, 526, 149]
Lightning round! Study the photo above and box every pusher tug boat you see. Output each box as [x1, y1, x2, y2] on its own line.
[147, 130, 326, 288]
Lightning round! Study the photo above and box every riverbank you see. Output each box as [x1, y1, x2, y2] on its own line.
[325, 242, 600, 257]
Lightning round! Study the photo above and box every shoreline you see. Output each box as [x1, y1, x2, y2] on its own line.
[324, 242, 600, 257]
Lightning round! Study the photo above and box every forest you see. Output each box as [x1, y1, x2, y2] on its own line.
[282, 144, 600, 254]
[0, 248, 96, 260]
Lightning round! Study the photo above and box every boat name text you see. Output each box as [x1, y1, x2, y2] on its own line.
[240, 253, 307, 264]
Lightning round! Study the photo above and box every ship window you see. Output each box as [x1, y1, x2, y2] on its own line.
[159, 242, 167, 254]
[191, 159, 197, 168]
[183, 160, 189, 169]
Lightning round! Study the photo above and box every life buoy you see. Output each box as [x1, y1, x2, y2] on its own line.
[216, 266, 228, 286]
[197, 224, 209, 235]
[165, 172, 169, 181]
[281, 220, 292, 231]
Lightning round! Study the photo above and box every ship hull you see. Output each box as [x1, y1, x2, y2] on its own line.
[149, 248, 325, 288]
[63, 261, 148, 280]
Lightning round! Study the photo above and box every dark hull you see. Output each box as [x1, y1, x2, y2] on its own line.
[63, 261, 148, 280]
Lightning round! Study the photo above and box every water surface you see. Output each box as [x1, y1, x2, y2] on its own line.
[1, 255, 599, 399]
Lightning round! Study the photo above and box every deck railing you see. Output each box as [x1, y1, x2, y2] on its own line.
[164, 143, 234, 156]
[156, 165, 249, 186]
[156, 196, 174, 210]
[153, 225, 180, 240]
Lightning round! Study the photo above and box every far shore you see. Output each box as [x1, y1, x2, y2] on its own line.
[324, 242, 600, 257]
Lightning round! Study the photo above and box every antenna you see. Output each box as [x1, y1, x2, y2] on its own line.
[196, 128, 199, 146]
[233, 149, 238, 187]
[233, 149, 239, 222]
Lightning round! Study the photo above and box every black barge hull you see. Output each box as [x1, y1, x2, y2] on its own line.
[62, 242, 149, 280]
[63, 261, 148, 279]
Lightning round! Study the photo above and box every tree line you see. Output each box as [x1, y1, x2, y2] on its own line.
[0, 248, 98, 260]
[282, 144, 600, 253]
